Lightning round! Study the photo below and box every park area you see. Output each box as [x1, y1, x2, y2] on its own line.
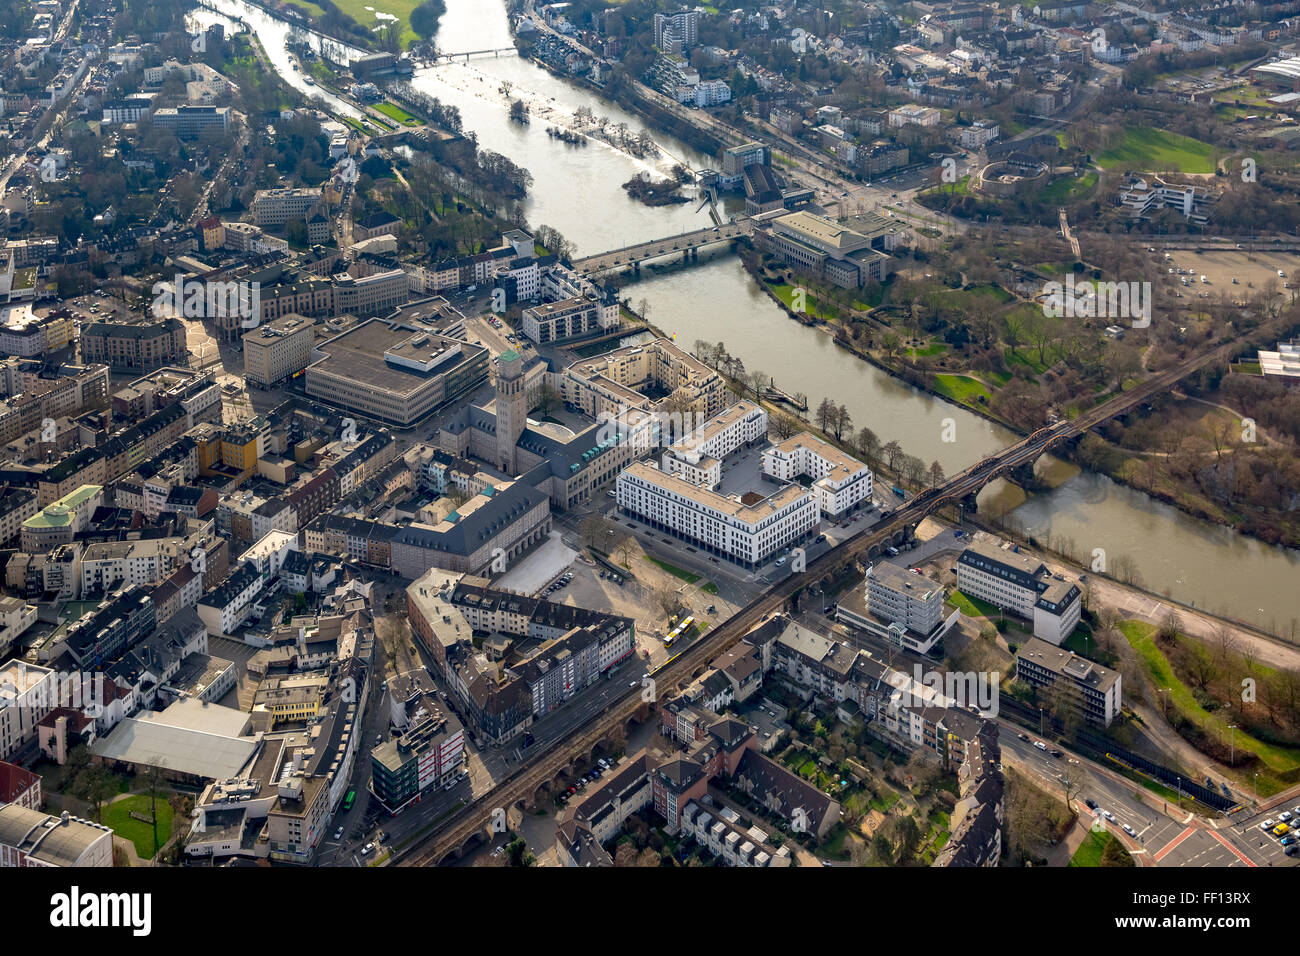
[1096, 127, 1218, 174]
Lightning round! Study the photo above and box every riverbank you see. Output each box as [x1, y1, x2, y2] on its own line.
[738, 249, 1027, 438]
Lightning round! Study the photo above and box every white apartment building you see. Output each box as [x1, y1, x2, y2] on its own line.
[196, 563, 264, 636]
[694, 79, 732, 107]
[762, 432, 872, 516]
[251, 188, 322, 227]
[521, 294, 618, 345]
[955, 541, 1082, 645]
[0, 596, 37, 659]
[661, 399, 768, 489]
[0, 660, 55, 759]
[888, 104, 941, 128]
[616, 461, 818, 568]
[958, 120, 1000, 148]
[80, 538, 188, 594]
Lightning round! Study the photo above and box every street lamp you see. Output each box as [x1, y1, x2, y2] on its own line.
[1228, 724, 1236, 765]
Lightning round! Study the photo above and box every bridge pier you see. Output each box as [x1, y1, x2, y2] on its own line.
[962, 491, 979, 513]
[1007, 461, 1040, 490]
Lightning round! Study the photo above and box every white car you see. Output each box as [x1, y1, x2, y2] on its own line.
[1102, 810, 1116, 822]
[1280, 811, 1294, 823]
[1260, 819, 1276, 831]
[1122, 823, 1136, 836]
[363, 842, 376, 854]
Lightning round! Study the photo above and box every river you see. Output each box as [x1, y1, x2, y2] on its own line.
[197, 0, 1300, 630]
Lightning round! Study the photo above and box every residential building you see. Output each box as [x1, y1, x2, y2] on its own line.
[80, 318, 188, 371]
[761, 431, 872, 516]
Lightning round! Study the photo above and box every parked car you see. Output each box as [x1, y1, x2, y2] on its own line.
[1084, 798, 1098, 810]
[362, 842, 375, 855]
[1260, 819, 1276, 831]
[1033, 740, 1047, 751]
[1122, 824, 1136, 836]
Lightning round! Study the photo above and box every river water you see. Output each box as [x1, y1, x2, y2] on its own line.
[197, 0, 1300, 629]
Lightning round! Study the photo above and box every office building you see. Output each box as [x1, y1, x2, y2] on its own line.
[1015, 636, 1122, 727]
[616, 461, 818, 568]
[304, 318, 489, 426]
[955, 541, 1081, 644]
[242, 313, 316, 387]
[151, 104, 230, 138]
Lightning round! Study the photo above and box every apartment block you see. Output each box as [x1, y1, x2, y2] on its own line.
[761, 431, 872, 516]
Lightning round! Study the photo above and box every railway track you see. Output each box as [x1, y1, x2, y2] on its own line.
[395, 318, 1286, 865]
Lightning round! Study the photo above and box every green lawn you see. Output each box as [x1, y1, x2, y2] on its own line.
[1070, 828, 1132, 867]
[1039, 170, 1098, 204]
[101, 794, 174, 860]
[645, 556, 699, 584]
[374, 102, 420, 126]
[1118, 621, 1300, 787]
[948, 589, 1003, 620]
[283, 0, 327, 15]
[330, 0, 422, 47]
[1097, 127, 1217, 174]
[932, 374, 991, 407]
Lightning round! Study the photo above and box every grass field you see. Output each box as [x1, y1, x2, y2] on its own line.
[1070, 828, 1132, 867]
[947, 589, 1003, 620]
[1118, 621, 1300, 789]
[375, 102, 420, 125]
[102, 794, 174, 860]
[1039, 170, 1098, 204]
[1097, 127, 1217, 174]
[932, 374, 991, 407]
[331, 0, 422, 48]
[645, 556, 699, 584]
[283, 0, 327, 15]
